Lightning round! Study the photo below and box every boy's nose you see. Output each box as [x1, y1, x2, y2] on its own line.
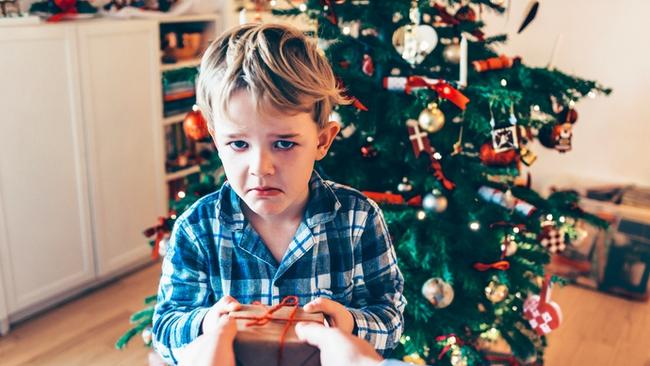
[250, 149, 275, 177]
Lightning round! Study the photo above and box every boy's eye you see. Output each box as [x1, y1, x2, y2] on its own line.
[274, 140, 295, 150]
[227, 140, 248, 151]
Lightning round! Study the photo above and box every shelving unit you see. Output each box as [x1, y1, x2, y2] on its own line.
[155, 14, 221, 206]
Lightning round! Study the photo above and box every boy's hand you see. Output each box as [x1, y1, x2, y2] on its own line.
[178, 316, 238, 366]
[202, 295, 242, 334]
[303, 298, 355, 334]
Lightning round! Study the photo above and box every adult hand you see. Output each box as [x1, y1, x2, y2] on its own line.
[295, 323, 384, 366]
[202, 295, 241, 334]
[178, 316, 237, 366]
[303, 297, 354, 334]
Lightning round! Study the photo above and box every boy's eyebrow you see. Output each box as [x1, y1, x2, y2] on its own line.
[223, 133, 247, 138]
[272, 133, 301, 138]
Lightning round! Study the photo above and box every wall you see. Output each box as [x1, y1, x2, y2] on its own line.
[483, 0, 650, 192]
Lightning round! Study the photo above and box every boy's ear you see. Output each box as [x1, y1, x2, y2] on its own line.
[316, 121, 341, 161]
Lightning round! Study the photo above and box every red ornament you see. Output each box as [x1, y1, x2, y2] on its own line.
[538, 221, 566, 254]
[183, 106, 210, 141]
[479, 143, 518, 166]
[538, 123, 572, 153]
[362, 54, 374, 76]
[406, 119, 434, 158]
[523, 275, 562, 335]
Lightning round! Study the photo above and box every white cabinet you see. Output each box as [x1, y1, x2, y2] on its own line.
[0, 19, 166, 332]
[0, 25, 96, 321]
[77, 20, 166, 277]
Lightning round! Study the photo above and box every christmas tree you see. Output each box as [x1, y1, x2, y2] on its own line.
[119, 1, 611, 364]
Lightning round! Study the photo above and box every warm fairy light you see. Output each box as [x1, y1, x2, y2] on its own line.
[178, 191, 186, 199]
[417, 210, 427, 220]
[469, 221, 480, 231]
[323, 5, 329, 11]
[171, 214, 177, 219]
[559, 216, 566, 223]
[513, 227, 520, 233]
[512, 306, 518, 311]
[342, 26, 351, 35]
[546, 214, 554, 221]
[270, 0, 277, 6]
[433, 152, 442, 160]
[500, 79, 507, 87]
[299, 3, 307, 12]
[588, 90, 597, 98]
[569, 100, 576, 108]
[533, 105, 540, 112]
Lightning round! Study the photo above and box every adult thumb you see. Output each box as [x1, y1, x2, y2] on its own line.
[295, 323, 330, 347]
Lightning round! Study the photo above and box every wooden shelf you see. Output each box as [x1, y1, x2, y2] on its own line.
[160, 58, 202, 72]
[163, 113, 187, 126]
[158, 13, 219, 24]
[165, 165, 200, 182]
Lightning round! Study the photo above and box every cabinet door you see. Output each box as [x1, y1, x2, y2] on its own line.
[76, 20, 166, 276]
[0, 25, 96, 314]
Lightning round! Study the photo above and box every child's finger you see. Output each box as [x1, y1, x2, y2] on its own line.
[303, 297, 337, 314]
[295, 323, 330, 346]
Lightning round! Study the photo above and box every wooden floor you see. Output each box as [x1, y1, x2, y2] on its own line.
[0, 264, 649, 366]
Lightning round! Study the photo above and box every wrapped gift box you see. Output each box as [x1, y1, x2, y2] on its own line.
[231, 301, 324, 366]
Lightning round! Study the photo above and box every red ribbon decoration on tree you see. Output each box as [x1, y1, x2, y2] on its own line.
[232, 296, 323, 366]
[435, 334, 464, 360]
[143, 217, 170, 261]
[362, 191, 423, 207]
[473, 260, 510, 271]
[430, 158, 456, 190]
[319, 0, 338, 25]
[48, 0, 78, 22]
[404, 76, 469, 110]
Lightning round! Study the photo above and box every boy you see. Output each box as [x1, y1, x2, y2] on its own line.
[152, 23, 406, 365]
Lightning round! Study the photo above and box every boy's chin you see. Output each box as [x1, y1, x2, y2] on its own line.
[244, 200, 288, 218]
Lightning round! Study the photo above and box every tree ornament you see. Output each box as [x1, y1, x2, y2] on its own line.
[485, 279, 509, 303]
[339, 123, 357, 139]
[538, 221, 566, 254]
[141, 326, 152, 345]
[421, 277, 454, 308]
[423, 190, 448, 213]
[523, 275, 562, 335]
[362, 54, 374, 76]
[183, 105, 210, 141]
[473, 55, 520, 72]
[559, 107, 578, 124]
[406, 119, 434, 158]
[519, 146, 538, 166]
[403, 353, 426, 365]
[392, 2, 437, 65]
[478, 186, 537, 217]
[443, 43, 461, 64]
[397, 177, 413, 193]
[489, 105, 519, 153]
[503, 234, 518, 256]
[449, 347, 468, 366]
[538, 123, 573, 153]
[418, 102, 445, 133]
[361, 136, 378, 158]
[479, 143, 518, 166]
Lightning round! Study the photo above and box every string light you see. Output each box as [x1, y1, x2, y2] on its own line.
[469, 221, 481, 231]
[500, 79, 508, 87]
[532, 105, 540, 112]
[299, 3, 307, 12]
[342, 26, 351, 35]
[178, 191, 186, 199]
[270, 0, 277, 6]
[433, 152, 442, 160]
[513, 227, 520, 233]
[171, 214, 177, 219]
[559, 216, 566, 223]
[417, 210, 427, 220]
[588, 90, 597, 98]
[569, 100, 576, 108]
[546, 214, 554, 221]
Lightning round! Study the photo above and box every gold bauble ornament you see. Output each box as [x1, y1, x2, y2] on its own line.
[485, 280, 509, 303]
[418, 102, 445, 133]
[443, 44, 461, 64]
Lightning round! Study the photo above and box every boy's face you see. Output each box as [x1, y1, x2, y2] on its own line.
[210, 90, 340, 220]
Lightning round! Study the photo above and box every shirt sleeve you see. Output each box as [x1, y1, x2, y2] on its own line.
[348, 204, 407, 357]
[151, 218, 213, 365]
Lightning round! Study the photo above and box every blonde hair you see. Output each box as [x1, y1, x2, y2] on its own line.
[197, 23, 348, 129]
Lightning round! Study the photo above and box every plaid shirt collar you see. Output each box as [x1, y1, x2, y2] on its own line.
[216, 170, 343, 231]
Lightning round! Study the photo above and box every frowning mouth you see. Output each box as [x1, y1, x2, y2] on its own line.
[248, 186, 282, 196]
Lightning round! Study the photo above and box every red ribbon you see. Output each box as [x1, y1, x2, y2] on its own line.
[232, 296, 322, 366]
[47, 0, 78, 22]
[435, 334, 463, 360]
[144, 217, 169, 261]
[473, 260, 510, 271]
[362, 191, 423, 207]
[404, 76, 469, 110]
[319, 0, 338, 24]
[430, 159, 456, 190]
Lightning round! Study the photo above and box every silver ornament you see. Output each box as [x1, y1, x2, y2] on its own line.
[422, 192, 448, 213]
[421, 277, 454, 308]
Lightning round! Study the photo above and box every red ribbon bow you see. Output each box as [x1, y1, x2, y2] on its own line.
[405, 76, 470, 110]
[48, 0, 78, 22]
[435, 334, 464, 360]
[473, 260, 511, 271]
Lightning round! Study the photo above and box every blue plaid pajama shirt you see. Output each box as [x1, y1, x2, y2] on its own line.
[152, 171, 406, 364]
